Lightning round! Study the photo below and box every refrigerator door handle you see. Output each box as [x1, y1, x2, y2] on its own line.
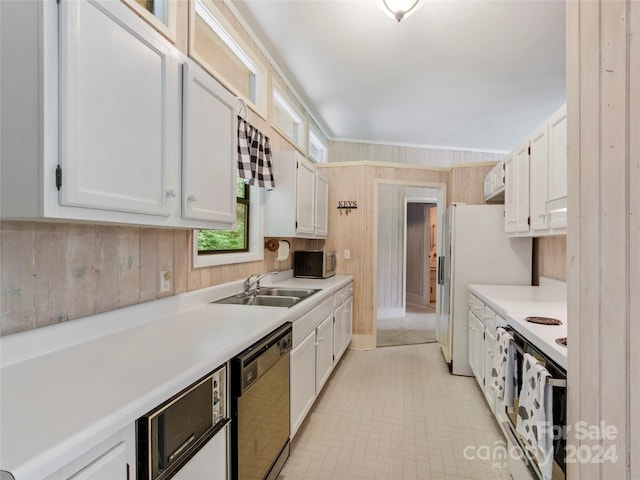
[437, 256, 444, 285]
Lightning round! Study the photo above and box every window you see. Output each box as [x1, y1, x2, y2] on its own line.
[193, 184, 264, 268]
[273, 87, 306, 151]
[190, 0, 267, 116]
[198, 179, 249, 254]
[309, 129, 328, 163]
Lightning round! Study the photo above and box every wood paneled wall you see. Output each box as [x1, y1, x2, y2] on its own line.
[406, 203, 432, 303]
[533, 236, 567, 284]
[566, 1, 639, 478]
[329, 141, 504, 166]
[320, 162, 450, 349]
[0, 223, 316, 336]
[449, 163, 496, 205]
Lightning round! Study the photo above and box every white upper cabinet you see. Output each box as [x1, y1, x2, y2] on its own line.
[546, 105, 568, 230]
[265, 151, 329, 239]
[58, 0, 178, 217]
[504, 103, 567, 237]
[295, 158, 317, 236]
[529, 123, 550, 233]
[314, 171, 329, 237]
[0, 0, 238, 229]
[182, 61, 237, 227]
[504, 142, 530, 237]
[504, 154, 517, 234]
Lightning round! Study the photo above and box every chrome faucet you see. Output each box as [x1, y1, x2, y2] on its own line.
[243, 271, 278, 294]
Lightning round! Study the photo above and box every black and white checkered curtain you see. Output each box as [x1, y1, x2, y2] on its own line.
[237, 116, 276, 189]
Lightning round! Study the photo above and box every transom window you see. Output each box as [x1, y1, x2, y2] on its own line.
[273, 87, 306, 151]
[191, 0, 267, 116]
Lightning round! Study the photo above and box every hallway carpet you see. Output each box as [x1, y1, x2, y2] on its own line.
[376, 305, 437, 347]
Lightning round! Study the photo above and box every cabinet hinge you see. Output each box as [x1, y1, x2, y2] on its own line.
[55, 165, 62, 190]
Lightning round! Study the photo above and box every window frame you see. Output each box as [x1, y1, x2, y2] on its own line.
[308, 127, 328, 164]
[197, 180, 250, 255]
[193, 185, 265, 268]
[189, 0, 268, 118]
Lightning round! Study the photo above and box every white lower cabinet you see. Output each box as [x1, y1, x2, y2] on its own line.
[171, 425, 227, 480]
[315, 314, 334, 392]
[290, 282, 353, 438]
[468, 311, 484, 387]
[290, 330, 317, 437]
[468, 295, 503, 417]
[45, 424, 135, 480]
[333, 284, 353, 363]
[483, 329, 497, 414]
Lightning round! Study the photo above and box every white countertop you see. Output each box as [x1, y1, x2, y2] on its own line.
[468, 281, 567, 370]
[0, 273, 352, 479]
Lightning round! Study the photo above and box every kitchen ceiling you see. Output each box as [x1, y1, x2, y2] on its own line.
[232, 0, 566, 153]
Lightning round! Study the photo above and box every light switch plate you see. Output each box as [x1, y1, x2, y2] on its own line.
[344, 249, 351, 260]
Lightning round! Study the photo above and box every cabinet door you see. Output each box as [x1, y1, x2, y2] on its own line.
[504, 154, 517, 234]
[314, 171, 329, 237]
[290, 331, 316, 437]
[513, 142, 530, 234]
[59, 0, 178, 216]
[295, 158, 316, 235]
[468, 311, 478, 380]
[483, 329, 497, 415]
[547, 105, 568, 230]
[182, 62, 237, 225]
[474, 315, 485, 388]
[315, 314, 334, 392]
[171, 425, 227, 480]
[333, 303, 346, 360]
[344, 296, 353, 350]
[529, 124, 550, 233]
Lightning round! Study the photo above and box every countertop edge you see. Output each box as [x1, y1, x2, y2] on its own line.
[0, 274, 353, 479]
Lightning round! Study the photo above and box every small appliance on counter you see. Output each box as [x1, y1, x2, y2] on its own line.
[293, 250, 336, 278]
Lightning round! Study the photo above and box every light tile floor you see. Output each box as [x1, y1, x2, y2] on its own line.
[279, 343, 513, 480]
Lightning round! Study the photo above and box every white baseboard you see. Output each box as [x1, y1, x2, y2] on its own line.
[377, 307, 405, 320]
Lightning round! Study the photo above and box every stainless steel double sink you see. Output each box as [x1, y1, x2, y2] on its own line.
[212, 287, 320, 308]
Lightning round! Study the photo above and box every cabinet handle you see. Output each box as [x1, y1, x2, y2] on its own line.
[166, 189, 177, 198]
[188, 194, 197, 202]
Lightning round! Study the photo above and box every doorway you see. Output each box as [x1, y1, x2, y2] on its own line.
[375, 182, 444, 348]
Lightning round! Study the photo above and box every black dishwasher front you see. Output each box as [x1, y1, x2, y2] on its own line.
[230, 323, 292, 480]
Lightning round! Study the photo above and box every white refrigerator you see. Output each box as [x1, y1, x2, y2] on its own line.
[436, 204, 532, 376]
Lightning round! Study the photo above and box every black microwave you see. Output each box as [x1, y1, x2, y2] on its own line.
[293, 250, 336, 278]
[136, 365, 228, 480]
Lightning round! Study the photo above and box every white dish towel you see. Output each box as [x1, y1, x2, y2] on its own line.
[516, 353, 554, 480]
[491, 327, 518, 413]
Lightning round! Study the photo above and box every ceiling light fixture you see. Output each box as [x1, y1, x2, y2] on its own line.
[381, 0, 421, 22]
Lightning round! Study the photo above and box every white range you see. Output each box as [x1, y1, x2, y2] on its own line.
[468, 280, 567, 369]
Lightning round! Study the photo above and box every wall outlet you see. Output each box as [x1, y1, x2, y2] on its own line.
[160, 270, 172, 293]
[344, 249, 351, 260]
